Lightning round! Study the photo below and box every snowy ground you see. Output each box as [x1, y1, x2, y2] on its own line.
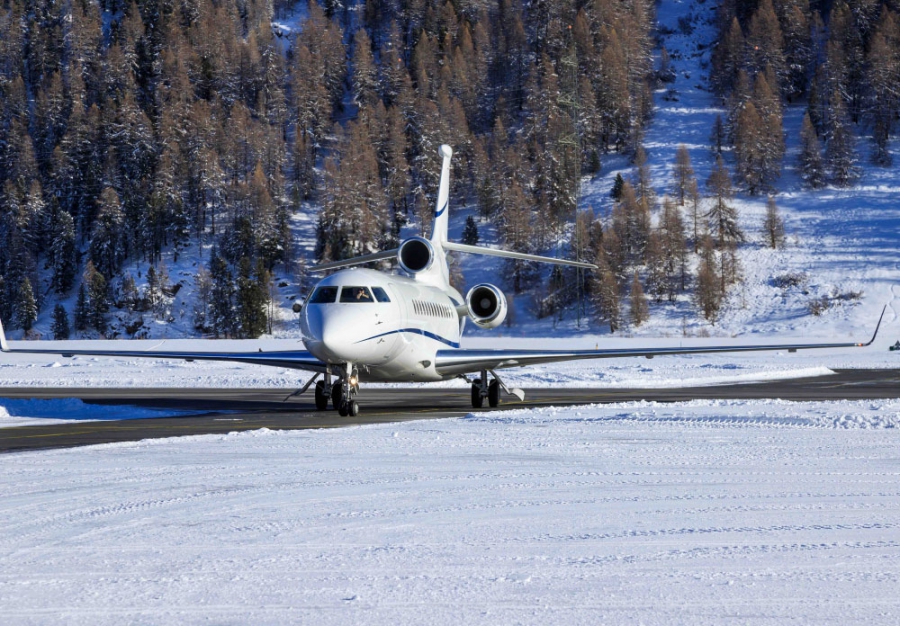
[2, 403, 900, 625]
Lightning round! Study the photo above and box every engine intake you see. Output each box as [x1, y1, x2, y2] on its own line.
[398, 237, 434, 274]
[466, 284, 507, 329]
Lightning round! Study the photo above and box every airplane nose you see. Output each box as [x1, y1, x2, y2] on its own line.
[320, 318, 356, 362]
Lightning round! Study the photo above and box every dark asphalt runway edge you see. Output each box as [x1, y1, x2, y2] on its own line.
[1, 369, 899, 453]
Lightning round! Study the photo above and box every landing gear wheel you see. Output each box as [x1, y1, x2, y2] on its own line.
[331, 382, 343, 410]
[338, 400, 349, 417]
[314, 380, 328, 411]
[488, 379, 500, 407]
[348, 400, 359, 417]
[471, 379, 484, 408]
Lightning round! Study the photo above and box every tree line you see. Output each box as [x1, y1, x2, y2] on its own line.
[0, 0, 657, 337]
[711, 0, 900, 191]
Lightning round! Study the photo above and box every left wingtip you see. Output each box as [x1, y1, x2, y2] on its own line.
[861, 305, 887, 347]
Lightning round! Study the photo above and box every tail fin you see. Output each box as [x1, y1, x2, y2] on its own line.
[431, 145, 453, 245]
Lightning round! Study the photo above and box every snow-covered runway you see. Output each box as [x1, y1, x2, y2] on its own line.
[2, 403, 899, 625]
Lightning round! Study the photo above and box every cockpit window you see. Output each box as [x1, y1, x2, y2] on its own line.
[340, 286, 374, 303]
[372, 287, 391, 303]
[309, 286, 338, 303]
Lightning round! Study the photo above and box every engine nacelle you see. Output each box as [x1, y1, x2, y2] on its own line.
[466, 283, 507, 329]
[398, 236, 434, 274]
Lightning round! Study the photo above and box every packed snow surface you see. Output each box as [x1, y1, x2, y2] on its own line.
[2, 403, 900, 625]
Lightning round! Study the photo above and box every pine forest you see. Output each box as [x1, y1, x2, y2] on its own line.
[0, 0, 896, 339]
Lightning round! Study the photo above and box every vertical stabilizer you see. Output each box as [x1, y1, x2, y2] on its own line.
[431, 145, 453, 245]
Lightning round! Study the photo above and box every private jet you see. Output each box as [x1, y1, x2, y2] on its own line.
[0, 146, 885, 416]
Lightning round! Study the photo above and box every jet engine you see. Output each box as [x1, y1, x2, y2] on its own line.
[466, 284, 507, 329]
[398, 236, 434, 274]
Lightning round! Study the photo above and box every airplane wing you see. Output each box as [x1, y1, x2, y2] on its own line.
[435, 307, 886, 377]
[0, 318, 326, 373]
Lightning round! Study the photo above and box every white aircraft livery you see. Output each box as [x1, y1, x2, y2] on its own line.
[0, 146, 885, 416]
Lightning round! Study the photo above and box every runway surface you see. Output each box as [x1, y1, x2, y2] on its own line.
[1, 368, 899, 452]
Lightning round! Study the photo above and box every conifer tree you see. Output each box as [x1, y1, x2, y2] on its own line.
[710, 115, 726, 156]
[710, 17, 744, 96]
[629, 271, 649, 327]
[686, 178, 703, 253]
[51, 304, 70, 340]
[825, 92, 860, 186]
[210, 252, 235, 338]
[49, 208, 77, 294]
[695, 237, 722, 321]
[462, 215, 479, 245]
[146, 265, 161, 317]
[193, 266, 212, 333]
[706, 156, 744, 249]
[610, 173, 625, 200]
[644, 232, 667, 304]
[15, 278, 37, 332]
[659, 196, 687, 297]
[90, 187, 126, 279]
[85, 262, 109, 335]
[798, 112, 826, 189]
[351, 28, 380, 109]
[236, 257, 268, 339]
[762, 196, 786, 249]
[745, 0, 785, 85]
[672, 145, 695, 206]
[74, 284, 89, 332]
[591, 256, 620, 333]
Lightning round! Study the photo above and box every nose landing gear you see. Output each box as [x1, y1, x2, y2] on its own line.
[336, 363, 360, 417]
[311, 365, 360, 416]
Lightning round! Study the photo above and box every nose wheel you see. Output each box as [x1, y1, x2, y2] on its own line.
[329, 363, 360, 416]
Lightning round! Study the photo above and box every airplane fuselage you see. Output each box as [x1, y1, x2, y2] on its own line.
[300, 268, 465, 382]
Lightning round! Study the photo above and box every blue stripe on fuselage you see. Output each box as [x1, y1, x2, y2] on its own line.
[355, 328, 460, 348]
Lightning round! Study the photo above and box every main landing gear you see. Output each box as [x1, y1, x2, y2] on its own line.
[313, 364, 360, 416]
[470, 369, 501, 408]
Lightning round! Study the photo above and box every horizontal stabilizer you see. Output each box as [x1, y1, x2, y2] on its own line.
[311, 249, 399, 272]
[443, 241, 597, 269]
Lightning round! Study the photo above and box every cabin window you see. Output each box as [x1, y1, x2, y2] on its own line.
[340, 286, 374, 303]
[310, 286, 338, 303]
[372, 287, 391, 302]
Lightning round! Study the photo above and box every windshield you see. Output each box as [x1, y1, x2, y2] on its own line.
[309, 286, 338, 304]
[340, 286, 374, 303]
[372, 287, 391, 302]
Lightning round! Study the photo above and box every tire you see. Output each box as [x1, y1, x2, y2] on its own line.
[471, 382, 483, 408]
[314, 380, 328, 411]
[332, 382, 343, 410]
[348, 400, 359, 417]
[338, 401, 349, 417]
[488, 379, 500, 407]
